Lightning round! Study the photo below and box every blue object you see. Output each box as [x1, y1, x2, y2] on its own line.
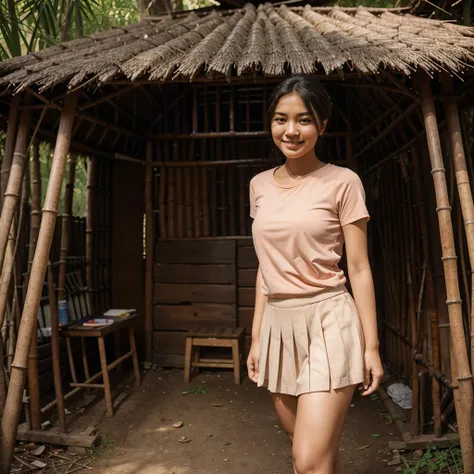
[58, 300, 68, 325]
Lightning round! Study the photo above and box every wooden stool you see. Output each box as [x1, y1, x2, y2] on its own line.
[184, 327, 245, 385]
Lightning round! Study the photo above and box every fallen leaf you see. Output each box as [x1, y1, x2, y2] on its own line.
[32, 446, 46, 456]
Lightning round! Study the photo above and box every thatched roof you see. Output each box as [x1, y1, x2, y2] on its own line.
[1, 2, 474, 93]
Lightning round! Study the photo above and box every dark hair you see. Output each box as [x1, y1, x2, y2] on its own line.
[267, 75, 332, 135]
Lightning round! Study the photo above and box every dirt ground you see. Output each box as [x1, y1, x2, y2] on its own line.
[61, 367, 402, 474]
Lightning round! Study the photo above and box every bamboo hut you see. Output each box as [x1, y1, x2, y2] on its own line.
[1, 2, 474, 471]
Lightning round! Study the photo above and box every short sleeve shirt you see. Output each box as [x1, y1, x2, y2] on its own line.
[250, 164, 369, 298]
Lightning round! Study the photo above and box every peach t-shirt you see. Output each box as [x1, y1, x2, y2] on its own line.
[250, 163, 369, 298]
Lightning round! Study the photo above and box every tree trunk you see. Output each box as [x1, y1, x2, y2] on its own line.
[60, 0, 70, 42]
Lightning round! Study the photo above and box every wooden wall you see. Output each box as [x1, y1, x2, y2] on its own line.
[153, 237, 258, 366]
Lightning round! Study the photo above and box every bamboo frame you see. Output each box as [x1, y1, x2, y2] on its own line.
[58, 154, 78, 301]
[411, 147, 442, 437]
[442, 76, 474, 372]
[0, 95, 21, 209]
[0, 91, 79, 474]
[418, 73, 473, 469]
[0, 104, 32, 274]
[47, 262, 67, 433]
[86, 157, 97, 315]
[145, 141, 154, 362]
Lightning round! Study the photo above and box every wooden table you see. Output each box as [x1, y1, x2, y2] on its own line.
[60, 314, 140, 417]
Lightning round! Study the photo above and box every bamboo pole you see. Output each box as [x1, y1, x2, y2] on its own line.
[57, 154, 77, 301]
[0, 105, 32, 275]
[412, 147, 443, 437]
[47, 262, 67, 433]
[1, 95, 21, 209]
[418, 74, 473, 467]
[145, 141, 154, 363]
[24, 139, 42, 430]
[0, 91, 79, 474]
[184, 168, 192, 237]
[86, 157, 97, 315]
[442, 76, 474, 373]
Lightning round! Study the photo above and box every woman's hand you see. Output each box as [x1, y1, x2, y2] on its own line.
[247, 341, 260, 383]
[360, 349, 383, 396]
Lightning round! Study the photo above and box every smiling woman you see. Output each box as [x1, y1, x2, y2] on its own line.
[246, 75, 383, 474]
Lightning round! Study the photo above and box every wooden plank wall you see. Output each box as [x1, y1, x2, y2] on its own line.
[153, 239, 237, 367]
[153, 238, 258, 367]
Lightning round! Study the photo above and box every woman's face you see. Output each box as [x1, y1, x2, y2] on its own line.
[271, 92, 325, 161]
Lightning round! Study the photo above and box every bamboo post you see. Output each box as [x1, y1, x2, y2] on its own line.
[0, 105, 32, 275]
[442, 76, 474, 372]
[25, 140, 42, 430]
[418, 74, 473, 467]
[412, 147, 443, 438]
[145, 141, 154, 363]
[86, 157, 97, 315]
[57, 154, 77, 301]
[47, 262, 67, 433]
[1, 95, 21, 209]
[159, 165, 167, 238]
[184, 168, 192, 237]
[0, 91, 79, 474]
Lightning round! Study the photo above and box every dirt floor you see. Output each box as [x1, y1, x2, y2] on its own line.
[60, 367, 402, 474]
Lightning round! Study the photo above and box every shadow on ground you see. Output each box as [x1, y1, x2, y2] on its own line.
[68, 369, 399, 474]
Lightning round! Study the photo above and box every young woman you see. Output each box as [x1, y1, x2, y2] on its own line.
[247, 75, 383, 474]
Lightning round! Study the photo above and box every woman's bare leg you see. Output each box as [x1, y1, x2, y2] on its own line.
[292, 385, 356, 474]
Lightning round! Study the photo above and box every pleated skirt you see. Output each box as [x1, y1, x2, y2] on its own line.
[257, 286, 365, 396]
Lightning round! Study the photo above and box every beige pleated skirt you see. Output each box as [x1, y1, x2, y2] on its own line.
[257, 286, 365, 396]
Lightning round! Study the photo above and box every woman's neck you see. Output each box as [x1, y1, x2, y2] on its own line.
[284, 154, 324, 178]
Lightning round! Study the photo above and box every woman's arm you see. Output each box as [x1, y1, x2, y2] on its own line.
[247, 266, 268, 383]
[251, 266, 268, 341]
[343, 219, 383, 395]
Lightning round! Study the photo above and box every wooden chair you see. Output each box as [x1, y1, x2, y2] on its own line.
[184, 327, 245, 385]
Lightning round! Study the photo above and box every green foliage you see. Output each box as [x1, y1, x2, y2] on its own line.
[38, 143, 88, 217]
[0, 0, 140, 59]
[402, 445, 463, 474]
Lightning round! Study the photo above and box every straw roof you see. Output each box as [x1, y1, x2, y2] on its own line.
[1, 2, 474, 93]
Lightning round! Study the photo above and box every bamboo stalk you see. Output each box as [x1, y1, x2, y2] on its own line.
[401, 162, 420, 434]
[210, 167, 217, 237]
[1, 95, 21, 209]
[86, 158, 97, 315]
[58, 155, 77, 301]
[167, 168, 175, 238]
[152, 158, 276, 167]
[176, 167, 184, 238]
[0, 91, 79, 474]
[411, 147, 443, 437]
[184, 168, 192, 237]
[145, 141, 154, 363]
[219, 166, 227, 236]
[192, 168, 200, 238]
[442, 76, 474, 376]
[159, 165, 167, 238]
[201, 167, 209, 237]
[47, 262, 67, 433]
[0, 105, 32, 275]
[228, 165, 235, 236]
[418, 74, 473, 465]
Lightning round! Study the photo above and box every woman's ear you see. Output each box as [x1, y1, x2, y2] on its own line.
[319, 119, 328, 136]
